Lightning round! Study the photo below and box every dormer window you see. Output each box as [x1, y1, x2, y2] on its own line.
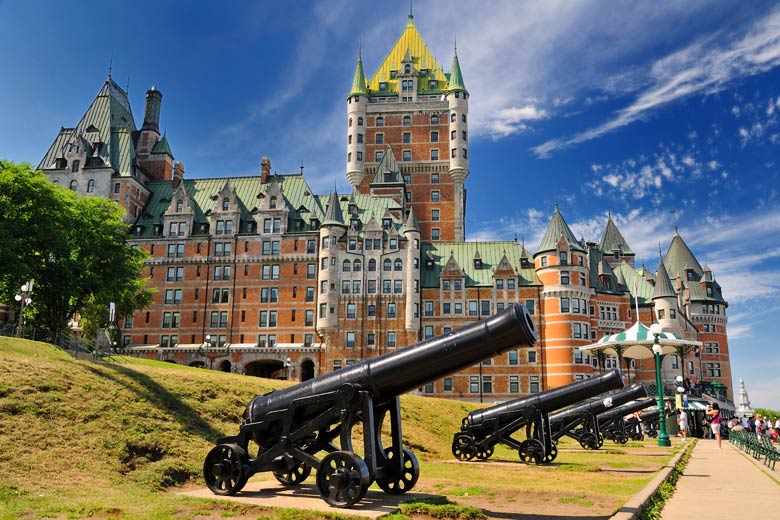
[382, 218, 392, 229]
[429, 80, 437, 89]
[390, 70, 397, 79]
[404, 64, 411, 74]
[474, 258, 483, 269]
[270, 196, 277, 209]
[176, 200, 183, 212]
[71, 160, 80, 173]
[222, 198, 229, 211]
[559, 251, 568, 265]
[420, 69, 427, 77]
[379, 82, 387, 91]
[686, 270, 695, 281]
[309, 218, 320, 230]
[55, 158, 67, 169]
[706, 286, 713, 297]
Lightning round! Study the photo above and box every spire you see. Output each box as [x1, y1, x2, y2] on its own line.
[652, 256, 676, 300]
[404, 208, 420, 233]
[664, 230, 703, 279]
[322, 189, 346, 227]
[598, 213, 634, 255]
[348, 51, 369, 98]
[408, 0, 413, 21]
[536, 204, 584, 254]
[448, 45, 467, 93]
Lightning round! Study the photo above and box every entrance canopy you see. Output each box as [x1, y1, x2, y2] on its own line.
[580, 321, 702, 360]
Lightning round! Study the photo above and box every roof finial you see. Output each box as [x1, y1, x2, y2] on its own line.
[409, 0, 413, 20]
[658, 242, 663, 258]
[671, 209, 679, 232]
[608, 209, 611, 220]
[126, 72, 130, 94]
[454, 34, 458, 56]
[107, 56, 113, 80]
[299, 161, 304, 175]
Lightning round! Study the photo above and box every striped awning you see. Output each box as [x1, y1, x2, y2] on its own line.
[579, 321, 702, 360]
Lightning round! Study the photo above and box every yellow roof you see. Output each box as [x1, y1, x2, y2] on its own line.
[367, 18, 449, 94]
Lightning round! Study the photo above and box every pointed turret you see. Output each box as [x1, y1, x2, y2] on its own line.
[322, 189, 346, 228]
[599, 213, 634, 267]
[664, 230, 703, 280]
[536, 203, 585, 254]
[653, 258, 676, 300]
[151, 133, 174, 158]
[448, 47, 467, 93]
[403, 208, 420, 233]
[348, 52, 369, 99]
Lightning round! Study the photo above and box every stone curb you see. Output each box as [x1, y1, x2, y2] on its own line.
[609, 441, 694, 520]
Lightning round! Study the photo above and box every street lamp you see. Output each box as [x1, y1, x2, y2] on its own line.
[650, 323, 671, 447]
[284, 357, 291, 380]
[14, 281, 33, 338]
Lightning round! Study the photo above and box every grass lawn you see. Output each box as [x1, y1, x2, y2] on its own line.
[0, 338, 679, 519]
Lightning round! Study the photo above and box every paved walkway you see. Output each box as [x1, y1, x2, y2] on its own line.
[661, 438, 779, 518]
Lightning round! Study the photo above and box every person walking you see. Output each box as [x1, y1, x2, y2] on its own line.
[707, 402, 722, 450]
[678, 410, 689, 441]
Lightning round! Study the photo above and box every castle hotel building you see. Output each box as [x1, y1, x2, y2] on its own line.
[36, 12, 733, 401]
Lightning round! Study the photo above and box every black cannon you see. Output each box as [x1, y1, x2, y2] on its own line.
[599, 399, 656, 443]
[625, 408, 678, 439]
[204, 304, 536, 507]
[451, 369, 624, 465]
[548, 384, 648, 452]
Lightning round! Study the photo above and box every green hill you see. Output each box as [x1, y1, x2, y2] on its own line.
[0, 337, 478, 519]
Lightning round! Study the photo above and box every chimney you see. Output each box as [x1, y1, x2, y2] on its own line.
[173, 161, 185, 188]
[142, 87, 163, 132]
[261, 156, 271, 184]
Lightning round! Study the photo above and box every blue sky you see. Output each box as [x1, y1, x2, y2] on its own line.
[1, 1, 778, 408]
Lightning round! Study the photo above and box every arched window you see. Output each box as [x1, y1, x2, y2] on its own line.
[270, 196, 277, 209]
[450, 113, 456, 122]
[376, 116, 384, 127]
[368, 259, 377, 272]
[176, 200, 183, 212]
[431, 114, 439, 125]
[222, 198, 229, 211]
[402, 115, 411, 126]
[383, 259, 392, 271]
[343, 260, 351, 272]
[349, 117, 353, 127]
[69, 180, 78, 191]
[71, 160, 80, 173]
[405, 64, 411, 74]
[394, 259, 403, 271]
[353, 259, 362, 272]
[86, 179, 95, 193]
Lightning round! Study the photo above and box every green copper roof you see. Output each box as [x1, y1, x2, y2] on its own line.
[403, 208, 420, 233]
[151, 134, 174, 158]
[447, 51, 467, 93]
[614, 263, 655, 305]
[372, 146, 402, 184]
[598, 215, 633, 255]
[536, 204, 585, 254]
[652, 258, 676, 300]
[348, 54, 369, 98]
[421, 241, 539, 288]
[38, 76, 137, 176]
[322, 189, 346, 227]
[664, 231, 703, 279]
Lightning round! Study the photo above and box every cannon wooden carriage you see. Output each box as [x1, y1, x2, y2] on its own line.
[451, 370, 624, 464]
[203, 304, 536, 507]
[547, 384, 648, 452]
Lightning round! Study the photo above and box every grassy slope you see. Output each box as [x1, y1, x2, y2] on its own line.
[0, 337, 478, 518]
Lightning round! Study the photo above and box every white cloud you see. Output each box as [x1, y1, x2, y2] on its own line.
[532, 5, 780, 157]
[486, 104, 549, 138]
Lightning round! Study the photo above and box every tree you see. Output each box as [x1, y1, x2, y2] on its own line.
[0, 160, 152, 338]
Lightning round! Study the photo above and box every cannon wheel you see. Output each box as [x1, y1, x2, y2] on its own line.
[597, 433, 605, 448]
[542, 442, 558, 463]
[452, 433, 477, 461]
[476, 445, 494, 461]
[614, 432, 629, 444]
[203, 443, 250, 496]
[376, 447, 420, 495]
[579, 432, 600, 450]
[273, 458, 312, 486]
[518, 439, 545, 465]
[316, 451, 370, 507]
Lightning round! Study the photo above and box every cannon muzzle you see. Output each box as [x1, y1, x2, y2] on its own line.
[465, 369, 624, 429]
[598, 397, 656, 423]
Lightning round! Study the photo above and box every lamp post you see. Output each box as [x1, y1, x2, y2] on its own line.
[14, 281, 34, 338]
[650, 323, 671, 447]
[284, 357, 291, 380]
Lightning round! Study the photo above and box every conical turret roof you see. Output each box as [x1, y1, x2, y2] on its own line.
[598, 214, 633, 255]
[322, 189, 346, 227]
[348, 52, 369, 98]
[664, 231, 703, 279]
[403, 208, 420, 233]
[448, 48, 467, 93]
[653, 257, 676, 300]
[536, 203, 585, 254]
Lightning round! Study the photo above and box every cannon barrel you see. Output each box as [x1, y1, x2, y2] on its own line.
[549, 384, 648, 428]
[245, 303, 536, 424]
[598, 398, 656, 423]
[464, 369, 624, 428]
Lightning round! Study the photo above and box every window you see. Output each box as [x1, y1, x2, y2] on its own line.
[85, 179, 96, 193]
[357, 117, 363, 126]
[333, 360, 342, 371]
[561, 271, 570, 284]
[508, 350, 519, 365]
[342, 260, 351, 272]
[368, 259, 377, 271]
[706, 363, 722, 378]
[454, 303, 462, 314]
[403, 115, 411, 126]
[164, 289, 182, 305]
[658, 309, 665, 319]
[367, 280, 376, 294]
[403, 132, 411, 144]
[528, 351, 537, 363]
[431, 173, 439, 183]
[451, 130, 456, 140]
[430, 130, 439, 143]
[403, 150, 411, 161]
[468, 301, 478, 317]
[443, 377, 452, 391]
[376, 116, 384, 126]
[424, 325, 434, 339]
[688, 360, 695, 375]
[451, 148, 456, 158]
[560, 297, 570, 313]
[367, 333, 375, 346]
[114, 183, 121, 194]
[383, 258, 392, 271]
[375, 133, 384, 144]
[375, 150, 383, 161]
[341, 281, 350, 294]
[451, 113, 456, 122]
[346, 303, 356, 319]
[387, 332, 396, 348]
[481, 300, 491, 316]
[705, 342, 720, 354]
[368, 304, 376, 317]
[383, 280, 391, 293]
[469, 376, 479, 394]
[430, 149, 439, 160]
[432, 228, 440, 240]
[671, 355, 679, 369]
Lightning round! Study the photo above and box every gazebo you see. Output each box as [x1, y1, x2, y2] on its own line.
[580, 321, 702, 447]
